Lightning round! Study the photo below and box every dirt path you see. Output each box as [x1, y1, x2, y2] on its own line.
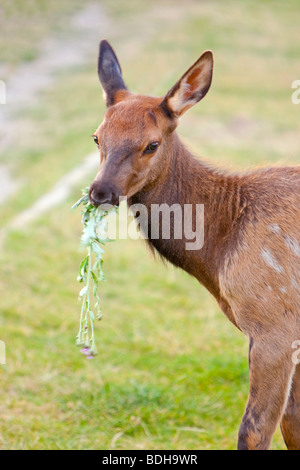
[0, 3, 110, 156]
[0, 1, 200, 226]
[6, 152, 97, 231]
[0, 2, 112, 207]
[0, 2, 187, 240]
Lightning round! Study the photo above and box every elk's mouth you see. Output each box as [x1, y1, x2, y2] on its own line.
[89, 184, 121, 208]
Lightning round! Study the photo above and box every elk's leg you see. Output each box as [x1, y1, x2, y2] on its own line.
[280, 363, 300, 450]
[238, 337, 296, 450]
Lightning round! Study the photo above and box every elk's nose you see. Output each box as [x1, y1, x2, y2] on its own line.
[89, 183, 120, 207]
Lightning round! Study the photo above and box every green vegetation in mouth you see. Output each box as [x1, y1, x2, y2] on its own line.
[72, 186, 118, 358]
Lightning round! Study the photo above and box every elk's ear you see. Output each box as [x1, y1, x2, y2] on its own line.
[160, 51, 213, 118]
[98, 40, 128, 107]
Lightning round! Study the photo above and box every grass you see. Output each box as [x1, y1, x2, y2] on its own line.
[0, 212, 249, 450]
[0, 0, 84, 64]
[0, 0, 299, 450]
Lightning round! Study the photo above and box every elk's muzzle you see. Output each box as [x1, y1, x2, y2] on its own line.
[89, 181, 120, 207]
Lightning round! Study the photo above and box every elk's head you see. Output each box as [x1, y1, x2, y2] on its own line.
[89, 40, 213, 207]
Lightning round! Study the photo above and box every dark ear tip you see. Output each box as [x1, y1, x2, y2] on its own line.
[201, 50, 214, 63]
[99, 39, 113, 57]
[98, 39, 121, 71]
[99, 39, 110, 50]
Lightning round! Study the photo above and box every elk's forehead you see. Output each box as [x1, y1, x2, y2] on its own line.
[99, 101, 162, 147]
[103, 99, 160, 130]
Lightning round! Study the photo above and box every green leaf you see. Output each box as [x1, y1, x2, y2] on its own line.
[89, 309, 95, 322]
[79, 256, 89, 277]
[79, 286, 88, 298]
[91, 241, 104, 258]
[71, 192, 89, 210]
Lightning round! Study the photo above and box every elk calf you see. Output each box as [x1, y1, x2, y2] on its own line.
[88, 40, 300, 450]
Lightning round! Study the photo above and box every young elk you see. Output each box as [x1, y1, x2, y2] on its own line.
[89, 40, 300, 450]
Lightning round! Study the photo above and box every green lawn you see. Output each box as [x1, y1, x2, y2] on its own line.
[0, 0, 299, 450]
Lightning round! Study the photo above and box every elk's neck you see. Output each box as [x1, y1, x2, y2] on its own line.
[129, 133, 243, 300]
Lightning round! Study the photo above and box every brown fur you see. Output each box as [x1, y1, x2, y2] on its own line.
[89, 40, 300, 450]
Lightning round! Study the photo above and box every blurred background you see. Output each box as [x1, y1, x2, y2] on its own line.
[0, 0, 299, 450]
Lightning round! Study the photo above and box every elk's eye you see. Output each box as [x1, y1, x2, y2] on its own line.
[143, 141, 159, 155]
[92, 135, 99, 146]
